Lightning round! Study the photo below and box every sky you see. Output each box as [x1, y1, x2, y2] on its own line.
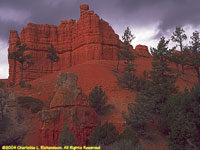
[0, 0, 200, 79]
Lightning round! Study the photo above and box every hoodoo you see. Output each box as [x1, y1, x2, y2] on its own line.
[8, 4, 125, 84]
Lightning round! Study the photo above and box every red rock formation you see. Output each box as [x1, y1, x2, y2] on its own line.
[135, 44, 151, 57]
[39, 72, 99, 146]
[8, 4, 121, 84]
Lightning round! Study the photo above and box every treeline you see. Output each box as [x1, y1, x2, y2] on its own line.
[118, 27, 200, 150]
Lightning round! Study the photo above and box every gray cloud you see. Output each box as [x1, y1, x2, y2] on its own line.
[0, 0, 200, 41]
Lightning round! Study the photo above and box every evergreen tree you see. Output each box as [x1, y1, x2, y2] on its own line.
[168, 51, 181, 74]
[171, 27, 187, 74]
[46, 44, 59, 73]
[8, 41, 32, 85]
[121, 27, 135, 65]
[117, 27, 138, 90]
[88, 85, 114, 115]
[8, 41, 21, 85]
[188, 31, 200, 84]
[58, 122, 75, 146]
[122, 37, 177, 136]
[0, 89, 6, 120]
[162, 84, 200, 150]
[116, 27, 135, 71]
[118, 127, 140, 147]
[89, 121, 119, 146]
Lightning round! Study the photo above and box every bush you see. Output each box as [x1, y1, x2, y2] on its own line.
[0, 117, 10, 134]
[89, 85, 114, 115]
[89, 122, 119, 146]
[9, 82, 15, 87]
[118, 127, 140, 146]
[19, 81, 26, 88]
[117, 71, 138, 90]
[58, 122, 75, 146]
[0, 81, 5, 88]
[17, 96, 43, 113]
[161, 85, 200, 150]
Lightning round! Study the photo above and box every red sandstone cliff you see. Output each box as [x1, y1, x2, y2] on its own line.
[8, 4, 151, 84]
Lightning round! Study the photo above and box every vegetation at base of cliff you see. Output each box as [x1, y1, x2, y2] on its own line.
[0, 117, 23, 148]
[122, 36, 177, 136]
[89, 122, 119, 146]
[19, 81, 32, 89]
[58, 122, 75, 146]
[122, 30, 200, 150]
[88, 85, 114, 115]
[0, 89, 26, 147]
[17, 96, 43, 113]
[0, 88, 7, 120]
[163, 85, 200, 150]
[89, 122, 143, 150]
[0, 81, 5, 88]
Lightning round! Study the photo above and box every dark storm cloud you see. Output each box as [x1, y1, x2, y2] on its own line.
[116, 0, 200, 38]
[156, 0, 200, 37]
[0, 0, 200, 41]
[0, 0, 79, 41]
[0, 0, 118, 41]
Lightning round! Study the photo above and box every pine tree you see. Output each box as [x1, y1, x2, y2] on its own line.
[188, 31, 200, 84]
[162, 84, 200, 150]
[0, 89, 6, 120]
[8, 41, 21, 85]
[89, 121, 119, 146]
[122, 37, 177, 136]
[171, 27, 187, 74]
[168, 51, 181, 74]
[117, 27, 138, 90]
[58, 122, 75, 146]
[116, 27, 135, 71]
[46, 44, 59, 73]
[88, 85, 114, 115]
[121, 27, 135, 65]
[8, 41, 32, 85]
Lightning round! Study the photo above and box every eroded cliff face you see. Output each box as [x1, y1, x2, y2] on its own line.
[135, 45, 151, 58]
[39, 72, 98, 146]
[8, 4, 123, 84]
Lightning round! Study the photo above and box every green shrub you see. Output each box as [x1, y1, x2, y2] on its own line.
[89, 85, 114, 115]
[17, 96, 43, 113]
[89, 122, 119, 146]
[117, 71, 138, 90]
[0, 81, 5, 88]
[19, 81, 26, 88]
[0, 117, 10, 134]
[118, 127, 140, 146]
[9, 82, 15, 87]
[58, 122, 75, 146]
